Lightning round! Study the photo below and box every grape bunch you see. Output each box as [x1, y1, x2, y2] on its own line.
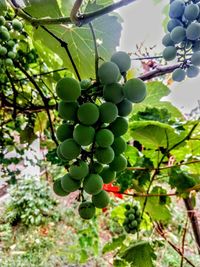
[53, 51, 147, 219]
[123, 204, 142, 234]
[0, 14, 23, 67]
[162, 0, 200, 81]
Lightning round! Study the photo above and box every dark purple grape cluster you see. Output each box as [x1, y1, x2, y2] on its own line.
[123, 204, 142, 234]
[162, 0, 200, 81]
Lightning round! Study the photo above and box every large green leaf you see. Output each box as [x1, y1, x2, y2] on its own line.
[120, 241, 156, 267]
[0, 0, 7, 14]
[24, 0, 122, 78]
[139, 187, 171, 221]
[131, 82, 183, 119]
[103, 235, 126, 254]
[129, 120, 186, 149]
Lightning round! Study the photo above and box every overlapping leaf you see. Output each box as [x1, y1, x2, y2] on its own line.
[24, 0, 122, 78]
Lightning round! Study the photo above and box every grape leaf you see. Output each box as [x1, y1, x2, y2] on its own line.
[24, 0, 122, 78]
[120, 241, 156, 267]
[129, 120, 186, 149]
[34, 111, 48, 133]
[103, 235, 126, 254]
[132, 107, 171, 123]
[20, 126, 37, 144]
[169, 167, 199, 193]
[0, 0, 7, 14]
[131, 81, 183, 119]
[139, 187, 171, 221]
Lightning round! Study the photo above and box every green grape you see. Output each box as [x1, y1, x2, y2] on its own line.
[53, 178, 69, 196]
[80, 79, 92, 89]
[191, 51, 200, 66]
[12, 19, 23, 31]
[73, 124, 95, 146]
[56, 145, 67, 161]
[77, 103, 99, 125]
[56, 123, 73, 142]
[95, 146, 115, 164]
[109, 154, 127, 172]
[98, 61, 120, 85]
[56, 77, 81, 102]
[0, 46, 7, 56]
[186, 65, 199, 78]
[162, 33, 174, 47]
[78, 201, 96, 219]
[6, 40, 15, 49]
[99, 102, 118, 123]
[100, 166, 116, 184]
[69, 160, 89, 180]
[123, 78, 146, 103]
[117, 99, 132, 117]
[60, 138, 81, 160]
[5, 58, 13, 66]
[163, 46, 177, 61]
[134, 205, 138, 211]
[58, 101, 78, 121]
[90, 161, 104, 174]
[111, 137, 127, 155]
[83, 173, 103, 195]
[172, 68, 186, 82]
[184, 3, 199, 21]
[109, 117, 128, 137]
[0, 30, 10, 41]
[125, 205, 130, 211]
[61, 173, 81, 192]
[7, 51, 16, 59]
[186, 22, 200, 40]
[0, 16, 5, 26]
[135, 210, 140, 218]
[110, 51, 131, 73]
[129, 214, 135, 220]
[170, 26, 186, 43]
[103, 83, 124, 104]
[95, 129, 114, 148]
[92, 190, 110, 208]
[131, 220, 138, 228]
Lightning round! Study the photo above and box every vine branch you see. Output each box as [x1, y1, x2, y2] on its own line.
[155, 222, 196, 267]
[14, 61, 59, 146]
[10, 0, 136, 27]
[138, 63, 181, 81]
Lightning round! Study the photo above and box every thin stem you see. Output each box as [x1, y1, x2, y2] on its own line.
[180, 218, 188, 267]
[5, 69, 18, 119]
[105, 189, 177, 197]
[89, 22, 99, 82]
[168, 123, 199, 152]
[127, 159, 200, 171]
[41, 26, 81, 81]
[15, 61, 59, 146]
[155, 222, 196, 267]
[132, 55, 163, 60]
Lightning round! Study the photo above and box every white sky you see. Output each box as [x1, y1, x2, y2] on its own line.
[119, 0, 200, 114]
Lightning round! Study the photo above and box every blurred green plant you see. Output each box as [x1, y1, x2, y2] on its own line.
[3, 178, 60, 226]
